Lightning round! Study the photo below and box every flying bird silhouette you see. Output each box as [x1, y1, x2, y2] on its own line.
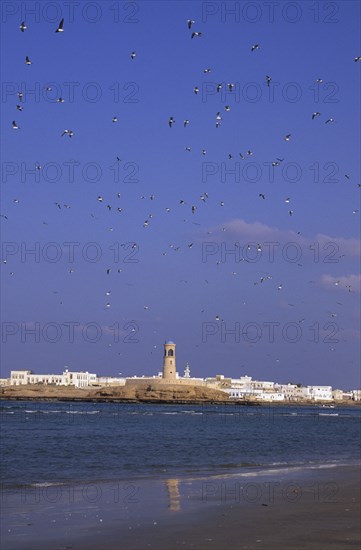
[55, 18, 64, 33]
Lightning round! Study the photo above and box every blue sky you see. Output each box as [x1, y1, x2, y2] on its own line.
[1, 1, 360, 388]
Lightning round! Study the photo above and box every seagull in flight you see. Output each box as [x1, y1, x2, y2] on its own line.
[251, 44, 259, 51]
[55, 18, 64, 33]
[130, 51, 136, 59]
[284, 134, 291, 141]
[19, 21, 27, 32]
[25, 56, 32, 65]
[12, 121, 20, 129]
[259, 193, 265, 199]
[112, 116, 118, 123]
[187, 19, 195, 29]
[16, 105, 23, 111]
[61, 129, 74, 137]
[191, 31, 202, 39]
[184, 119, 190, 127]
[169, 116, 175, 128]
[355, 56, 361, 62]
[325, 118, 335, 124]
[266, 75, 271, 87]
[312, 112, 320, 119]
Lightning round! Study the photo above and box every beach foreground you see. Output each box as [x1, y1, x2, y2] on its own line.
[1, 465, 360, 550]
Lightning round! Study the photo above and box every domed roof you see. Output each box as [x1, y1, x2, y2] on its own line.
[165, 340, 175, 345]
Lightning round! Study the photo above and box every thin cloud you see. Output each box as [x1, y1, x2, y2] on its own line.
[318, 274, 361, 293]
[206, 219, 360, 257]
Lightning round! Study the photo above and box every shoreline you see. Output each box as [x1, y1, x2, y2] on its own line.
[2, 464, 360, 549]
[1, 393, 360, 407]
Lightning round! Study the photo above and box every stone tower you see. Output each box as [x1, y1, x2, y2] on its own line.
[163, 340, 177, 380]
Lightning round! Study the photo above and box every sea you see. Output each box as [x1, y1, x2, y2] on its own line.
[1, 400, 360, 489]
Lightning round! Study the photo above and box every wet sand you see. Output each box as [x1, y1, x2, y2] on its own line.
[1, 465, 360, 549]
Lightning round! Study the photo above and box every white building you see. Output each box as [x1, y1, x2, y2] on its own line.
[275, 384, 305, 401]
[352, 390, 361, 401]
[10, 369, 97, 388]
[304, 386, 333, 401]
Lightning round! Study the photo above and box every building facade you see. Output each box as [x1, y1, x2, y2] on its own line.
[9, 369, 97, 388]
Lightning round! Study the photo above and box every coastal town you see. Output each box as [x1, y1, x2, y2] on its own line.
[1, 341, 360, 404]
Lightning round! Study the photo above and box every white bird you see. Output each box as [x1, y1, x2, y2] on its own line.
[194, 86, 200, 94]
[19, 21, 27, 32]
[16, 105, 23, 111]
[55, 18, 64, 33]
[12, 120, 20, 129]
[17, 92, 23, 101]
[191, 31, 202, 39]
[228, 83, 235, 91]
[184, 119, 190, 127]
[217, 84, 222, 92]
[130, 51, 136, 59]
[185, 146, 191, 152]
[57, 97, 64, 103]
[187, 19, 195, 29]
[325, 118, 335, 124]
[251, 44, 259, 51]
[355, 56, 361, 62]
[315, 78, 323, 83]
[112, 116, 118, 123]
[61, 129, 74, 137]
[203, 68, 211, 73]
[284, 134, 291, 141]
[266, 75, 271, 87]
[312, 112, 320, 119]
[224, 105, 231, 111]
[25, 56, 32, 65]
[169, 116, 175, 128]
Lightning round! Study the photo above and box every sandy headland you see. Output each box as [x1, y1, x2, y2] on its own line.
[0, 382, 230, 404]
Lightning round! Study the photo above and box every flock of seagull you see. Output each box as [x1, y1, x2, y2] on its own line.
[4, 17, 360, 341]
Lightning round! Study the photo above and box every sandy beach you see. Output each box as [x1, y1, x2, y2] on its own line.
[2, 464, 360, 550]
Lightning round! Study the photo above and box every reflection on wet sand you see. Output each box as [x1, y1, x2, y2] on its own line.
[166, 478, 181, 512]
